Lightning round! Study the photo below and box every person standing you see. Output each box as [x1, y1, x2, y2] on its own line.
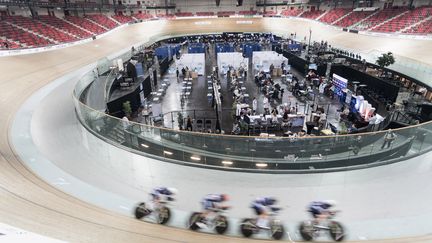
[236, 102, 242, 119]
[252, 97, 257, 115]
[186, 116, 193, 131]
[381, 130, 397, 149]
[263, 96, 269, 115]
[181, 67, 186, 78]
[176, 68, 180, 82]
[122, 116, 129, 130]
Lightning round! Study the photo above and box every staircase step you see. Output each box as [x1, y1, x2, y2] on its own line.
[109, 16, 121, 25]
[63, 18, 95, 35]
[331, 11, 353, 25]
[85, 17, 109, 31]
[399, 15, 432, 33]
[316, 10, 329, 21]
[348, 10, 380, 29]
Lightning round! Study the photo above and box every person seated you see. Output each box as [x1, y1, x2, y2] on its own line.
[316, 106, 325, 114]
[349, 123, 358, 134]
[271, 110, 278, 124]
[232, 122, 241, 135]
[319, 112, 327, 128]
[307, 200, 337, 225]
[250, 197, 278, 229]
[277, 105, 284, 116]
[233, 88, 241, 98]
[298, 130, 307, 137]
[272, 89, 279, 99]
[340, 107, 350, 120]
[242, 113, 250, 125]
[282, 111, 289, 121]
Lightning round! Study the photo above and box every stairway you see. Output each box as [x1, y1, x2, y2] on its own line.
[348, 10, 381, 29]
[5, 21, 58, 44]
[63, 18, 96, 35]
[368, 10, 409, 31]
[108, 16, 121, 25]
[37, 20, 80, 39]
[85, 18, 109, 31]
[331, 10, 353, 25]
[398, 15, 432, 33]
[316, 10, 329, 20]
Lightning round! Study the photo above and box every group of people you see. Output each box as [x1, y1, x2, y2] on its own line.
[148, 186, 338, 229]
[231, 100, 305, 135]
[227, 66, 247, 103]
[254, 70, 284, 101]
[179, 66, 191, 79]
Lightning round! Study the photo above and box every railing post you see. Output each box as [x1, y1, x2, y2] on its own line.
[171, 112, 174, 129]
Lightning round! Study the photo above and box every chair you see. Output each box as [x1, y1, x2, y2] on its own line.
[205, 120, 212, 130]
[196, 119, 203, 130]
[152, 114, 163, 125]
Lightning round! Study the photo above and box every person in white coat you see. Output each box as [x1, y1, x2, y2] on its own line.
[252, 97, 258, 115]
[236, 102, 242, 118]
[263, 97, 269, 115]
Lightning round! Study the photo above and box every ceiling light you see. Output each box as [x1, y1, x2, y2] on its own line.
[222, 161, 233, 165]
[256, 163, 268, 167]
[163, 150, 173, 155]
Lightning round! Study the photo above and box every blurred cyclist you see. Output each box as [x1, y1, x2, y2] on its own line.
[250, 197, 278, 229]
[200, 194, 229, 220]
[149, 187, 178, 210]
[308, 200, 337, 224]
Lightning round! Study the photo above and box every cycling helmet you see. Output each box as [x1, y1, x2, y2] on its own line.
[168, 187, 178, 195]
[221, 194, 229, 201]
[266, 197, 277, 205]
[323, 200, 337, 207]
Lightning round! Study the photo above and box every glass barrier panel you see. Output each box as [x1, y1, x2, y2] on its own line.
[96, 57, 111, 75]
[74, 71, 97, 99]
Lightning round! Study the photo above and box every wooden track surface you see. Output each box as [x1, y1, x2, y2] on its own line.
[0, 18, 432, 242]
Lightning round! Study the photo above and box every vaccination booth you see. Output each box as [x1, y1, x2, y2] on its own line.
[175, 53, 205, 76]
[252, 51, 288, 74]
[217, 52, 249, 74]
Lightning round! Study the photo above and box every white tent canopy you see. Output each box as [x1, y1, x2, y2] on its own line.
[252, 51, 288, 73]
[175, 53, 205, 75]
[217, 52, 249, 74]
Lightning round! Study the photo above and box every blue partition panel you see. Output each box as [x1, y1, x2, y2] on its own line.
[242, 42, 261, 58]
[155, 46, 172, 60]
[215, 43, 235, 55]
[188, 43, 205, 53]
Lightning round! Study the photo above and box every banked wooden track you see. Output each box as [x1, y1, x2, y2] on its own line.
[1, 18, 432, 242]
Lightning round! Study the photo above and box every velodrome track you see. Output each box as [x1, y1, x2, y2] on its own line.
[1, 18, 432, 242]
